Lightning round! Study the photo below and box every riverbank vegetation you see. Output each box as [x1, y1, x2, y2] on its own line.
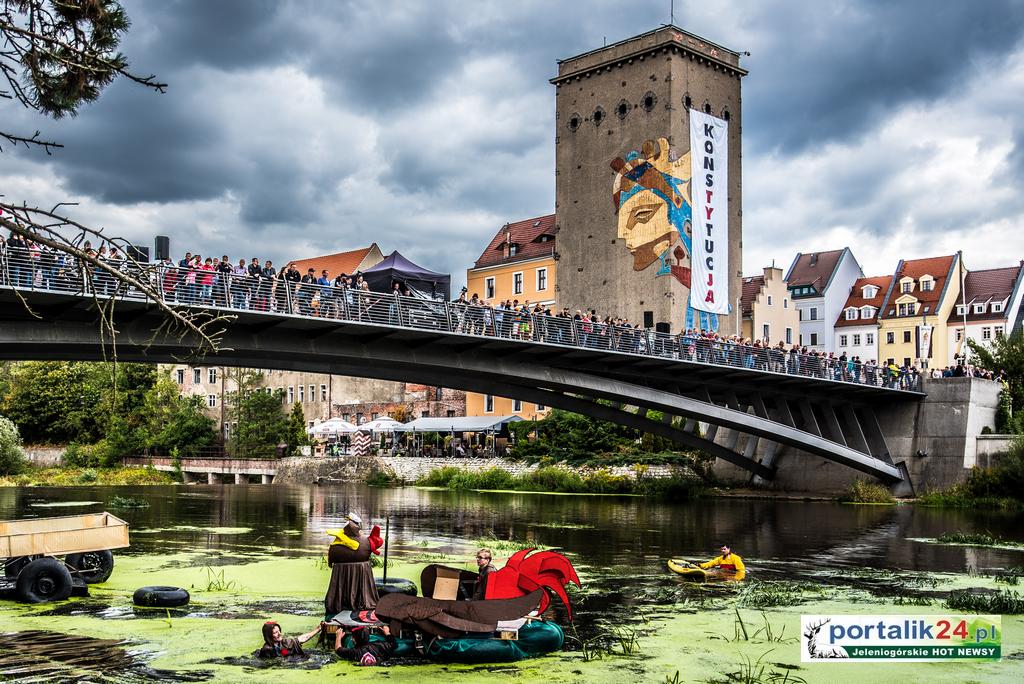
[838, 480, 895, 504]
[417, 465, 706, 499]
[0, 414, 28, 476]
[0, 465, 175, 486]
[916, 436, 1024, 509]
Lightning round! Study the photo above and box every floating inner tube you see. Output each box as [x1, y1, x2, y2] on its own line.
[667, 558, 708, 581]
[376, 577, 417, 597]
[133, 585, 190, 608]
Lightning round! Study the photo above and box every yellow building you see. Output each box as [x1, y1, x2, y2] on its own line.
[465, 214, 556, 419]
[877, 254, 961, 370]
[740, 266, 798, 345]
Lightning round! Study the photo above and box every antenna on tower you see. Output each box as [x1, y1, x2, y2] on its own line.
[670, 0, 675, 25]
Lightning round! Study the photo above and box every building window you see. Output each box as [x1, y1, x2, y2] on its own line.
[299, 386, 305, 402]
[809, 307, 818, 321]
[810, 333, 818, 346]
[902, 281, 913, 293]
[982, 327, 992, 340]
[853, 334, 861, 346]
[223, 422, 230, 438]
[308, 385, 315, 402]
[798, 309, 803, 321]
[955, 329, 963, 341]
[862, 286, 877, 299]
[193, 368, 201, 384]
[861, 306, 874, 319]
[207, 394, 217, 408]
[356, 412, 364, 424]
[921, 279, 934, 292]
[485, 277, 495, 299]
[993, 302, 1004, 313]
[996, 326, 1004, 338]
[784, 298, 788, 309]
[866, 333, 874, 345]
[371, 412, 379, 420]
[513, 399, 522, 412]
[839, 335, 848, 347]
[974, 304, 985, 314]
[903, 330, 912, 343]
[208, 368, 217, 384]
[767, 295, 773, 306]
[446, 409, 456, 417]
[785, 327, 792, 344]
[484, 395, 494, 413]
[886, 332, 895, 344]
[421, 410, 430, 418]
[288, 386, 294, 403]
[509, 243, 518, 256]
[513, 272, 523, 295]
[536, 268, 548, 291]
[762, 323, 770, 340]
[176, 369, 185, 384]
[536, 403, 545, 410]
[435, 387, 443, 400]
[342, 413, 350, 422]
[845, 308, 858, 320]
[799, 334, 803, 345]
[957, 305, 966, 316]
[321, 384, 327, 402]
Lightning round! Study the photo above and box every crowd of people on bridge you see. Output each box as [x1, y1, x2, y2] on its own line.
[7, 235, 1006, 392]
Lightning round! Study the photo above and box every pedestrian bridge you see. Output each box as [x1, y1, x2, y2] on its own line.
[0, 259, 922, 487]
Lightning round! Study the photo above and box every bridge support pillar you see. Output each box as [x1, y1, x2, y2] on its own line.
[207, 472, 217, 485]
[261, 474, 273, 484]
[234, 473, 246, 485]
[181, 471, 197, 484]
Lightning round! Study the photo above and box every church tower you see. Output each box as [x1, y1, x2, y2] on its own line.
[552, 26, 746, 334]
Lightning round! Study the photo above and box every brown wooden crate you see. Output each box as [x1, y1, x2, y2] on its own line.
[0, 512, 129, 557]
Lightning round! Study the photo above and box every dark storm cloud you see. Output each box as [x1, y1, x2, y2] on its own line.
[738, 0, 1024, 153]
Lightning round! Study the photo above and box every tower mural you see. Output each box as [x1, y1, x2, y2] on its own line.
[611, 138, 719, 331]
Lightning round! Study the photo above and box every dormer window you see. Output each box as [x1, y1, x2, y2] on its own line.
[898, 302, 917, 316]
[509, 243, 519, 256]
[973, 303, 985, 314]
[956, 305, 966, 316]
[860, 306, 874, 319]
[920, 277, 934, 292]
[861, 285, 878, 299]
[845, 308, 858, 320]
[993, 302, 1004, 313]
[901, 281, 913, 294]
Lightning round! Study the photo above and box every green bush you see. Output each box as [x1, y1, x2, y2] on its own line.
[840, 480, 896, 503]
[0, 415, 27, 476]
[418, 466, 462, 487]
[63, 442, 100, 468]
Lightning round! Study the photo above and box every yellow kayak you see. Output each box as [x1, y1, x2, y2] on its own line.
[667, 558, 708, 581]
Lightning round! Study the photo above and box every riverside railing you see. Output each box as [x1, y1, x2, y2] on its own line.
[0, 249, 920, 392]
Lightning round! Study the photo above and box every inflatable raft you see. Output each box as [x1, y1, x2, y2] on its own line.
[667, 558, 708, 580]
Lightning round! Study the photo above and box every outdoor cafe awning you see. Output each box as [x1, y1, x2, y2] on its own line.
[391, 416, 524, 433]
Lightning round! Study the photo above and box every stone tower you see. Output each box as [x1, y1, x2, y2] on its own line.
[552, 26, 745, 334]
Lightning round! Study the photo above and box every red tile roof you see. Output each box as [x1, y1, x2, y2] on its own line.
[290, 245, 379, 277]
[879, 255, 957, 320]
[835, 275, 892, 328]
[785, 249, 846, 293]
[472, 214, 556, 269]
[740, 275, 765, 317]
[947, 263, 1023, 324]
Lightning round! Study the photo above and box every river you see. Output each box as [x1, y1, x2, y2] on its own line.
[1, 484, 1022, 682]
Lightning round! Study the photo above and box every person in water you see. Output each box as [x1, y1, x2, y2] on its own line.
[700, 544, 746, 578]
[472, 547, 496, 600]
[333, 625, 397, 666]
[257, 620, 321, 659]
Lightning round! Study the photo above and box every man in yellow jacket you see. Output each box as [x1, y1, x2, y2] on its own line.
[700, 544, 746, 579]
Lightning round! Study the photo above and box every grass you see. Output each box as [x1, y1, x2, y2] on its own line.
[936, 531, 1007, 547]
[729, 650, 807, 684]
[839, 480, 895, 504]
[0, 465, 175, 487]
[946, 588, 1024, 614]
[200, 567, 238, 592]
[417, 465, 706, 500]
[737, 581, 806, 609]
[364, 468, 404, 487]
[108, 495, 150, 508]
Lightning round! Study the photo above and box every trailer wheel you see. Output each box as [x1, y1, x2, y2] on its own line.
[66, 550, 115, 584]
[16, 557, 73, 603]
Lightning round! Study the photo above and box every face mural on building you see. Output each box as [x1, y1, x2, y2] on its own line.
[611, 138, 719, 332]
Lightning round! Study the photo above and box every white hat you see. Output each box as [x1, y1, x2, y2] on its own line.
[346, 512, 362, 526]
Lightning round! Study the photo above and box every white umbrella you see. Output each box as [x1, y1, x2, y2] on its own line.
[308, 417, 358, 437]
[358, 416, 403, 433]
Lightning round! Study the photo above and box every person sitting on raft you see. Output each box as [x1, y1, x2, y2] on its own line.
[257, 620, 321, 659]
[333, 624, 397, 666]
[699, 544, 746, 578]
[472, 547, 497, 600]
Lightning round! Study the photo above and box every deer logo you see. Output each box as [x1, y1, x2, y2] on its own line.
[803, 618, 848, 659]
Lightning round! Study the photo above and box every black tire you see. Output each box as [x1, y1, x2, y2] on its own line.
[16, 557, 73, 603]
[133, 585, 190, 608]
[376, 577, 417, 597]
[3, 556, 32, 578]
[65, 550, 115, 584]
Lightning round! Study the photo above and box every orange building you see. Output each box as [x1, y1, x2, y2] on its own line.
[465, 214, 557, 419]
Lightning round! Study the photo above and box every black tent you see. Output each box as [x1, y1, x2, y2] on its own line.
[361, 251, 451, 301]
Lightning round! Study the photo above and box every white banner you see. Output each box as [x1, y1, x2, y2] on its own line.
[918, 324, 933, 361]
[689, 109, 729, 314]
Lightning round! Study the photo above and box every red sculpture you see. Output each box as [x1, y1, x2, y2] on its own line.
[483, 549, 581, 619]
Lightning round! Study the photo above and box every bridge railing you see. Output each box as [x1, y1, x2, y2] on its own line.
[0, 249, 920, 392]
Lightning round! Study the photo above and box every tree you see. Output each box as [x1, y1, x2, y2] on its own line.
[225, 370, 288, 458]
[0, 414, 27, 475]
[968, 331, 1024, 432]
[138, 370, 216, 457]
[286, 402, 310, 456]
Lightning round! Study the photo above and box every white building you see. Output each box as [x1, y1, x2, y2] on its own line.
[946, 263, 1024, 365]
[834, 275, 891, 363]
[785, 248, 863, 352]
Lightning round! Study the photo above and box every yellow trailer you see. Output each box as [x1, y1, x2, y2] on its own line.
[0, 512, 129, 603]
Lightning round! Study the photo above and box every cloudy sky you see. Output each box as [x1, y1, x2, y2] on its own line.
[3, 0, 1024, 290]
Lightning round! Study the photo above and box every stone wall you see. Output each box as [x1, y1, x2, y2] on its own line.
[975, 434, 1016, 469]
[23, 446, 63, 466]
